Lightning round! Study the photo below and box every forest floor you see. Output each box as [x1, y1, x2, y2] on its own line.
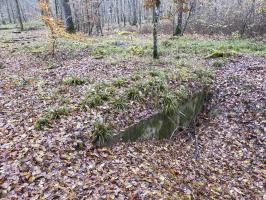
[0, 28, 265, 199]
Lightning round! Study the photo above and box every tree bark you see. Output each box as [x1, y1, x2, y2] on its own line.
[153, 0, 160, 59]
[14, 0, 24, 30]
[61, 0, 75, 32]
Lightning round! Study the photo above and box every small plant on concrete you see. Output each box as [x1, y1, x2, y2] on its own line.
[175, 85, 188, 101]
[161, 92, 179, 114]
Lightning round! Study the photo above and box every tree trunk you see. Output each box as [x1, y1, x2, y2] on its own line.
[61, 0, 75, 32]
[14, 0, 24, 30]
[174, 1, 183, 36]
[153, 1, 160, 59]
[5, 0, 12, 24]
[132, 0, 137, 25]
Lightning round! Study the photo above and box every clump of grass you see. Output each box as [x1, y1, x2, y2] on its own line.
[129, 45, 144, 56]
[206, 49, 236, 58]
[149, 69, 165, 78]
[34, 106, 69, 130]
[131, 74, 142, 81]
[81, 95, 103, 109]
[92, 47, 107, 56]
[57, 38, 90, 51]
[62, 76, 86, 85]
[34, 117, 51, 130]
[112, 97, 127, 110]
[127, 86, 141, 101]
[137, 77, 166, 96]
[98, 87, 115, 101]
[161, 92, 179, 114]
[59, 97, 71, 105]
[175, 85, 188, 101]
[44, 106, 70, 120]
[80, 83, 115, 109]
[212, 60, 224, 68]
[23, 42, 48, 54]
[161, 40, 173, 47]
[92, 118, 113, 146]
[192, 67, 213, 85]
[113, 78, 127, 87]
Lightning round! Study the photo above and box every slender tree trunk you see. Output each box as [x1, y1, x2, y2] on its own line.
[61, 0, 75, 32]
[55, 0, 59, 16]
[153, 1, 160, 59]
[14, 0, 24, 30]
[132, 0, 137, 25]
[174, 1, 183, 35]
[181, 0, 196, 35]
[5, 0, 12, 23]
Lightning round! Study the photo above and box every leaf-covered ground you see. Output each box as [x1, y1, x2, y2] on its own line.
[0, 29, 265, 199]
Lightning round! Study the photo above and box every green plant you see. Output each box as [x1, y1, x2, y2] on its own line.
[175, 85, 188, 101]
[212, 60, 224, 68]
[127, 87, 141, 100]
[82, 95, 103, 109]
[149, 69, 165, 78]
[161, 40, 173, 47]
[112, 98, 127, 110]
[34, 106, 69, 130]
[161, 92, 179, 114]
[92, 47, 107, 56]
[206, 49, 236, 58]
[62, 76, 85, 85]
[101, 87, 115, 100]
[113, 78, 126, 87]
[92, 118, 113, 146]
[117, 31, 134, 36]
[44, 106, 70, 120]
[129, 45, 144, 56]
[34, 117, 51, 130]
[131, 74, 142, 81]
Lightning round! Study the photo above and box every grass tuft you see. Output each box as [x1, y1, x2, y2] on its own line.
[92, 117, 113, 146]
[63, 76, 86, 85]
